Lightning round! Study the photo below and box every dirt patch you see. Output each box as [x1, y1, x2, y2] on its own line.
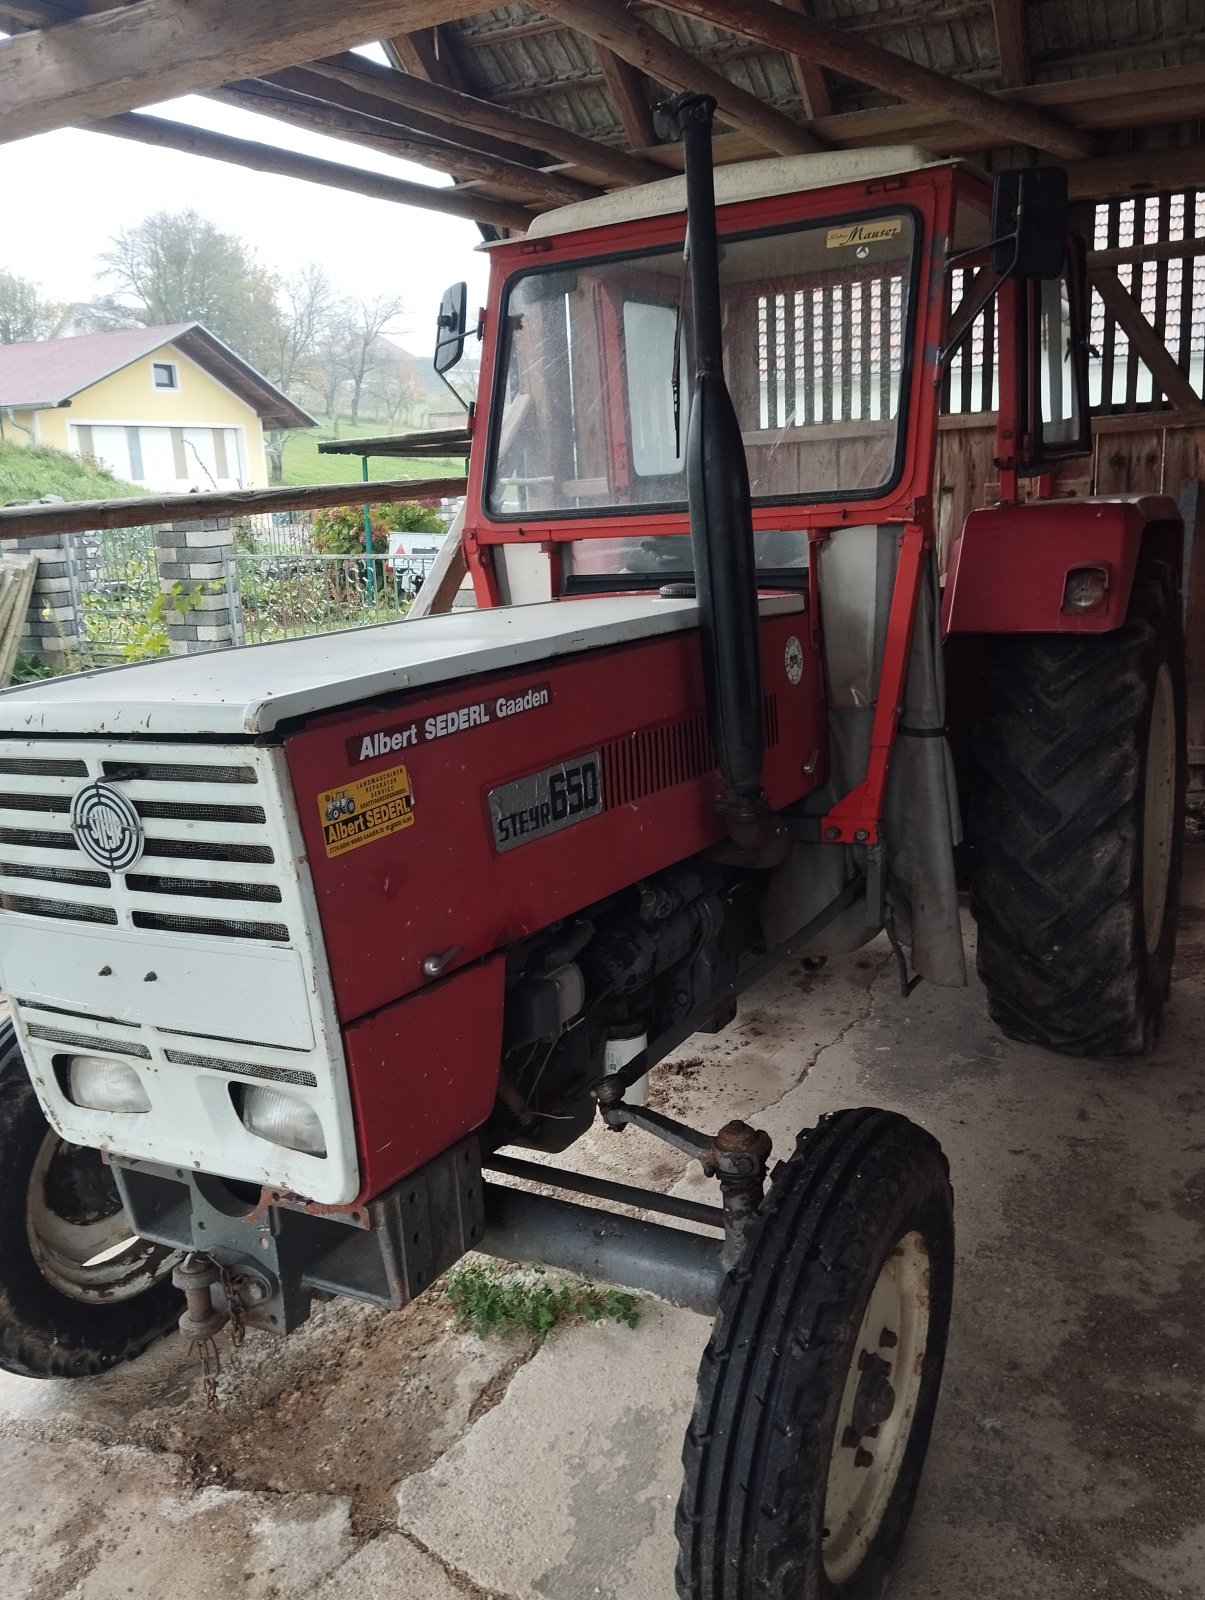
[647, 1055, 702, 1113]
[122, 1290, 531, 1536]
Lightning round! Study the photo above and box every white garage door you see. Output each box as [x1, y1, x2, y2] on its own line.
[71, 424, 247, 492]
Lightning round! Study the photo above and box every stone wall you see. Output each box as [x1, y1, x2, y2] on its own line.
[152, 518, 242, 654]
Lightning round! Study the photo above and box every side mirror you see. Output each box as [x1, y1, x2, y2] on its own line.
[991, 168, 1068, 279]
[434, 281, 468, 374]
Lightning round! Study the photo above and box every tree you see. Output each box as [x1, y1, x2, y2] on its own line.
[91, 209, 283, 372]
[315, 291, 409, 422]
[261, 264, 336, 483]
[0, 269, 69, 344]
[262, 263, 336, 396]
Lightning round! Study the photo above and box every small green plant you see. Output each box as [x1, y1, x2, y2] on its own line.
[9, 651, 59, 683]
[114, 579, 219, 662]
[445, 1263, 640, 1345]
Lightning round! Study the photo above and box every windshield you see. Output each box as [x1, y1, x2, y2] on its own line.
[486, 210, 916, 520]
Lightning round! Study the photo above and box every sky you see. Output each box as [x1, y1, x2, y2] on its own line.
[1, 65, 493, 359]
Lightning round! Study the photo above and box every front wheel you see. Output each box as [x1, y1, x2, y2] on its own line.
[0, 1021, 180, 1378]
[676, 1108, 954, 1600]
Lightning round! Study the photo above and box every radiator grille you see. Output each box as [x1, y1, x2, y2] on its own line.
[0, 744, 283, 942]
[131, 910, 290, 942]
[25, 1023, 151, 1058]
[163, 1048, 318, 1087]
[600, 697, 779, 810]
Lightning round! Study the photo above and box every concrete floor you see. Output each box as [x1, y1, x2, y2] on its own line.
[3, 848, 1205, 1599]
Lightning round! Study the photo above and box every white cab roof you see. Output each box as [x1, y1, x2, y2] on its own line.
[0, 593, 804, 739]
[525, 146, 952, 240]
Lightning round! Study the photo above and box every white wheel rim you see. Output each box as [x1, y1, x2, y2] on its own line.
[822, 1230, 931, 1586]
[26, 1132, 175, 1304]
[1142, 663, 1176, 956]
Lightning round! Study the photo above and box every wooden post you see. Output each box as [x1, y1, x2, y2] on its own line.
[1179, 478, 1205, 797]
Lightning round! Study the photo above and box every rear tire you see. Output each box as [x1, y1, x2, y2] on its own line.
[970, 562, 1186, 1055]
[0, 1021, 179, 1378]
[676, 1108, 954, 1600]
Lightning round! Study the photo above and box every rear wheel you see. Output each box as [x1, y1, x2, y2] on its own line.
[676, 1108, 954, 1600]
[970, 562, 1187, 1055]
[0, 1021, 179, 1378]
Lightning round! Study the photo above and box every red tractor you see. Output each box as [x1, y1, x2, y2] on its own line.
[0, 96, 1185, 1600]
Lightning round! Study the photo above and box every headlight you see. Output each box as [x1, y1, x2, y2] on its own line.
[1063, 565, 1109, 612]
[67, 1055, 151, 1114]
[240, 1086, 326, 1157]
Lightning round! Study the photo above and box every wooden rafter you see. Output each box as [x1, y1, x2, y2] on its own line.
[265, 66, 541, 174]
[387, 27, 472, 94]
[0, 0, 470, 143]
[1089, 265, 1204, 412]
[209, 82, 601, 207]
[778, 0, 834, 119]
[653, 0, 1093, 159]
[991, 0, 1030, 89]
[539, 0, 820, 155]
[593, 44, 659, 149]
[300, 53, 668, 187]
[90, 112, 534, 232]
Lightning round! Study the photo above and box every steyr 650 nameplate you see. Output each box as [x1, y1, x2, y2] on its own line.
[489, 753, 602, 853]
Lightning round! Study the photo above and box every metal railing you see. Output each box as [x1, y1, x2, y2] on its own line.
[229, 549, 437, 645]
[64, 525, 159, 663]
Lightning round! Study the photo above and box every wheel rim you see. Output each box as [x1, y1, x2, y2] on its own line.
[26, 1131, 176, 1304]
[1142, 662, 1176, 956]
[822, 1229, 931, 1586]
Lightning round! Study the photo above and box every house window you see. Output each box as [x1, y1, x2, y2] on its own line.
[152, 361, 179, 390]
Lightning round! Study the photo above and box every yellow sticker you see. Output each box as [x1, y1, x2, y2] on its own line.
[318, 763, 415, 858]
[826, 218, 903, 250]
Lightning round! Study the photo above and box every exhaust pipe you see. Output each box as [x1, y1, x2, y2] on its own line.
[660, 93, 786, 866]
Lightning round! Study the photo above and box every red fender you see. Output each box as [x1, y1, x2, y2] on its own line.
[942, 494, 1183, 635]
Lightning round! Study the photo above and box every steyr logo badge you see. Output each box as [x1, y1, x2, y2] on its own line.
[70, 781, 144, 872]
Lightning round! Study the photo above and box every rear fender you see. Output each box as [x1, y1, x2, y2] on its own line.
[942, 495, 1183, 634]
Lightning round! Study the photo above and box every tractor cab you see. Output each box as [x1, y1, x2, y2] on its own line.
[439, 144, 1091, 609]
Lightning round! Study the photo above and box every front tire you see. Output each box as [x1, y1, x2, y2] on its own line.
[970, 562, 1187, 1055]
[676, 1108, 954, 1600]
[0, 1021, 179, 1378]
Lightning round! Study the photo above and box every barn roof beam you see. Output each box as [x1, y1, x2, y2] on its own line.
[653, 0, 1093, 160]
[0, 0, 469, 144]
[538, 0, 821, 155]
[300, 52, 668, 186]
[208, 81, 601, 208]
[991, 0, 1031, 89]
[264, 65, 544, 174]
[778, 0, 834, 119]
[593, 44, 660, 150]
[90, 111, 535, 232]
[385, 28, 473, 95]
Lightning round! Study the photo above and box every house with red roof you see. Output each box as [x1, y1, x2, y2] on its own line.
[0, 323, 314, 491]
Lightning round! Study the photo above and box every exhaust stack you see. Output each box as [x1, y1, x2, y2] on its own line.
[660, 93, 786, 866]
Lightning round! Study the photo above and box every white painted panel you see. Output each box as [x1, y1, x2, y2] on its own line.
[137, 427, 178, 491]
[0, 920, 316, 1050]
[88, 425, 132, 481]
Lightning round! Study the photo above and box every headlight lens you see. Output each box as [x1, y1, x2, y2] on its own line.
[1063, 565, 1109, 612]
[66, 1055, 151, 1114]
[240, 1086, 326, 1157]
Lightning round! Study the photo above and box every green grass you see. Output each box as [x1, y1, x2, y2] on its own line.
[445, 1263, 641, 1345]
[279, 419, 467, 487]
[0, 438, 145, 503]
